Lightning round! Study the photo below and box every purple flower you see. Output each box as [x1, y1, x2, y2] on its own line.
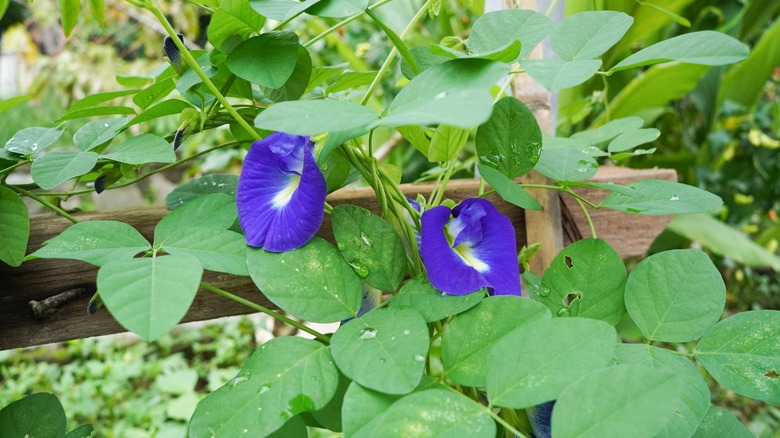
[420, 198, 521, 296]
[236, 132, 327, 252]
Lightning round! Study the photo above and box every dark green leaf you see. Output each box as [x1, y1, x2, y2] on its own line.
[5, 127, 64, 155]
[227, 32, 299, 88]
[0, 393, 67, 438]
[155, 193, 238, 246]
[31, 151, 99, 190]
[67, 90, 138, 112]
[388, 276, 483, 323]
[342, 382, 404, 436]
[255, 100, 379, 135]
[102, 134, 175, 164]
[476, 96, 542, 178]
[551, 11, 633, 61]
[478, 164, 541, 210]
[127, 99, 193, 127]
[0, 186, 29, 267]
[165, 174, 238, 209]
[207, 0, 265, 54]
[306, 0, 367, 18]
[57, 105, 136, 122]
[691, 406, 753, 438]
[162, 229, 248, 276]
[28, 221, 149, 267]
[600, 180, 723, 215]
[262, 45, 312, 102]
[468, 9, 553, 60]
[535, 147, 598, 181]
[73, 117, 131, 151]
[65, 423, 95, 438]
[133, 77, 176, 110]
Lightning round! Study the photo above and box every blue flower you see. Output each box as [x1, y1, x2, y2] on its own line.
[420, 198, 521, 296]
[527, 401, 555, 438]
[236, 132, 327, 252]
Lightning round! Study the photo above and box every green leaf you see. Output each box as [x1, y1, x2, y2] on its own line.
[133, 77, 176, 110]
[67, 90, 138, 112]
[625, 249, 725, 342]
[88, 0, 104, 26]
[522, 58, 602, 91]
[376, 58, 509, 128]
[389, 276, 483, 323]
[607, 128, 659, 152]
[31, 151, 99, 190]
[29, 221, 149, 267]
[249, 0, 320, 21]
[534, 147, 598, 181]
[102, 134, 175, 165]
[326, 71, 379, 93]
[189, 336, 338, 437]
[331, 205, 406, 291]
[476, 96, 542, 178]
[551, 365, 682, 438]
[306, 0, 367, 18]
[570, 116, 644, 144]
[0, 186, 29, 267]
[255, 100, 379, 135]
[58, 0, 80, 36]
[227, 32, 299, 88]
[612, 344, 710, 438]
[691, 406, 754, 438]
[551, 11, 633, 61]
[487, 317, 617, 409]
[331, 308, 429, 394]
[468, 9, 553, 60]
[65, 423, 95, 438]
[342, 382, 405, 436]
[540, 238, 626, 325]
[427, 125, 468, 162]
[442, 296, 551, 387]
[262, 45, 312, 102]
[305, 64, 348, 93]
[155, 193, 238, 246]
[166, 174, 238, 209]
[162, 229, 248, 276]
[127, 99, 193, 127]
[401, 47, 450, 79]
[600, 179, 723, 215]
[478, 164, 541, 210]
[0, 95, 30, 113]
[612, 31, 749, 72]
[695, 310, 780, 404]
[97, 253, 202, 341]
[667, 213, 780, 271]
[370, 388, 495, 437]
[56, 105, 136, 122]
[4, 127, 64, 155]
[246, 238, 362, 322]
[308, 372, 350, 432]
[73, 117, 131, 151]
[207, 0, 265, 54]
[720, 17, 780, 108]
[0, 393, 67, 438]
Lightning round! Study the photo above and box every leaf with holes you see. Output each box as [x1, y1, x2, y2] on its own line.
[29, 221, 149, 267]
[625, 249, 726, 342]
[330, 308, 428, 394]
[601, 180, 723, 215]
[695, 310, 780, 403]
[0, 187, 29, 267]
[442, 296, 550, 387]
[189, 336, 338, 437]
[487, 317, 616, 409]
[476, 96, 542, 178]
[31, 151, 99, 190]
[97, 253, 202, 341]
[246, 238, 362, 322]
[540, 238, 626, 325]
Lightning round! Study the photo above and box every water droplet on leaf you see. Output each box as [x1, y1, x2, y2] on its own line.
[414, 354, 425, 362]
[402, 329, 411, 335]
[258, 384, 271, 394]
[557, 308, 571, 317]
[349, 260, 370, 278]
[669, 195, 680, 201]
[360, 232, 372, 247]
[540, 287, 551, 297]
[229, 376, 248, 387]
[359, 327, 377, 340]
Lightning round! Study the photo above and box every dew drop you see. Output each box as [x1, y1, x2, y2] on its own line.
[414, 354, 425, 362]
[540, 287, 551, 297]
[576, 168, 589, 173]
[669, 195, 680, 201]
[229, 376, 248, 387]
[337, 242, 346, 250]
[276, 373, 281, 378]
[557, 308, 571, 317]
[435, 91, 447, 100]
[359, 327, 377, 340]
[103, 123, 109, 127]
[362, 209, 372, 217]
[349, 260, 370, 278]
[258, 384, 271, 394]
[321, 163, 329, 171]
[334, 294, 339, 298]
[360, 232, 372, 247]
[402, 329, 411, 336]
[243, 429, 248, 433]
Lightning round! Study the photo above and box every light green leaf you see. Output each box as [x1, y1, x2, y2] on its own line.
[73, 117, 131, 151]
[601, 179, 723, 215]
[667, 213, 780, 271]
[306, 0, 367, 18]
[478, 164, 541, 210]
[467, 9, 553, 60]
[0, 393, 67, 438]
[154, 193, 238, 246]
[625, 249, 725, 342]
[165, 174, 238, 209]
[0, 95, 30, 113]
[487, 317, 617, 409]
[246, 238, 362, 322]
[133, 77, 176, 110]
[56, 105, 136, 122]
[376, 59, 509, 128]
[207, 0, 265, 54]
[326, 71, 378, 93]
[719, 17, 780, 108]
[127, 99, 193, 127]
[540, 238, 626, 325]
[255, 100, 379, 135]
[442, 297, 551, 387]
[189, 336, 338, 437]
[534, 147, 598, 181]
[342, 382, 405, 437]
[388, 276, 483, 323]
[88, 0, 105, 26]
[29, 220, 149, 267]
[570, 116, 644, 144]
[612, 31, 749, 72]
[67, 90, 138, 112]
[607, 128, 660, 152]
[31, 151, 99, 190]
[397, 125, 432, 157]
[695, 310, 780, 404]
[227, 32, 299, 88]
[428, 124, 468, 162]
[331, 308, 429, 394]
[691, 406, 754, 438]
[551, 365, 682, 438]
[162, 229, 248, 276]
[58, 0, 80, 37]
[476, 96, 542, 178]
[551, 11, 633, 61]
[0, 186, 29, 267]
[249, 0, 321, 21]
[331, 204, 406, 291]
[102, 134, 175, 164]
[5, 127, 64, 155]
[522, 59, 602, 91]
[612, 344, 710, 438]
[262, 45, 312, 102]
[97, 253, 202, 340]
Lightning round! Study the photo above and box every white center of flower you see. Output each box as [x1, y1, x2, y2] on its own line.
[453, 243, 489, 273]
[271, 174, 301, 208]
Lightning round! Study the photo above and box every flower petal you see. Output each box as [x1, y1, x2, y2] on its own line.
[236, 133, 327, 252]
[421, 205, 490, 295]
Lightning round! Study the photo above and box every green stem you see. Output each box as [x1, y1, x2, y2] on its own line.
[144, 2, 259, 140]
[486, 408, 529, 438]
[0, 160, 29, 182]
[431, 161, 456, 206]
[545, 0, 560, 16]
[200, 282, 330, 344]
[573, 195, 597, 238]
[365, 8, 420, 75]
[304, 0, 396, 48]
[206, 74, 237, 117]
[6, 184, 78, 223]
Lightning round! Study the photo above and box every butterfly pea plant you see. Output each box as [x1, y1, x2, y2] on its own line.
[0, 1, 778, 437]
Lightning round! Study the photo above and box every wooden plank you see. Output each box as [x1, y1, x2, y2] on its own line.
[0, 168, 674, 349]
